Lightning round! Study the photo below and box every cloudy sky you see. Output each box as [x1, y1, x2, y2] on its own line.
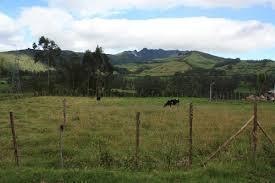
[1, 0, 275, 59]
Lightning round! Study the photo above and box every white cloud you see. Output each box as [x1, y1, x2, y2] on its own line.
[17, 7, 275, 54]
[19, 7, 74, 47]
[48, 0, 275, 16]
[0, 13, 27, 51]
[1, 7, 275, 56]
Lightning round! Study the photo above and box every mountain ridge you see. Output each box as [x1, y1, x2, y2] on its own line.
[3, 48, 274, 64]
[109, 48, 188, 64]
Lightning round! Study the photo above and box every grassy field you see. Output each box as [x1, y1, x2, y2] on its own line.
[0, 96, 274, 182]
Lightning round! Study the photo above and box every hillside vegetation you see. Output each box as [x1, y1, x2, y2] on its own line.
[117, 58, 191, 76]
[216, 60, 275, 75]
[0, 53, 48, 73]
[116, 51, 224, 76]
[3, 49, 275, 77]
[116, 51, 275, 76]
[2, 48, 275, 98]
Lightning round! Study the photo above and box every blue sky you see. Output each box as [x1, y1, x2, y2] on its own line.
[2, 0, 275, 23]
[0, 0, 45, 17]
[0, 0, 275, 60]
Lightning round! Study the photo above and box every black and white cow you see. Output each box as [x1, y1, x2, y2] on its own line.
[163, 99, 180, 107]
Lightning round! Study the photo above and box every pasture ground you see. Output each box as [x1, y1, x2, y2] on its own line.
[0, 96, 274, 182]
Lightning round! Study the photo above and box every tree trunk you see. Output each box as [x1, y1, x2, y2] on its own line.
[87, 73, 90, 96]
[96, 76, 101, 101]
[47, 56, 50, 95]
[96, 77, 99, 99]
[72, 75, 75, 92]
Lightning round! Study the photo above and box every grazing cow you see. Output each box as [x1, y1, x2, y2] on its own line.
[164, 99, 180, 107]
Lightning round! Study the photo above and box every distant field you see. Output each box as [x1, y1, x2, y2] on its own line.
[0, 96, 274, 182]
[116, 51, 275, 76]
[0, 53, 48, 73]
[219, 61, 275, 75]
[116, 51, 223, 76]
[117, 60, 191, 76]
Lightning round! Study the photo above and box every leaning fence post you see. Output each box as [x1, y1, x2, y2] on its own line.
[135, 112, 141, 167]
[252, 102, 258, 163]
[256, 121, 274, 145]
[9, 112, 19, 166]
[59, 125, 64, 168]
[202, 116, 254, 166]
[63, 99, 67, 126]
[188, 103, 193, 167]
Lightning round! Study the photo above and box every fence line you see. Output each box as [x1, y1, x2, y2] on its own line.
[201, 102, 274, 167]
[135, 112, 141, 168]
[9, 112, 19, 167]
[256, 121, 274, 145]
[1, 102, 274, 169]
[202, 115, 254, 166]
[63, 99, 67, 126]
[59, 124, 64, 168]
[188, 103, 193, 167]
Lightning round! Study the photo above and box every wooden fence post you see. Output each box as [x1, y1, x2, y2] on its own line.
[189, 103, 193, 167]
[252, 102, 258, 163]
[59, 125, 64, 168]
[135, 112, 141, 167]
[9, 112, 19, 166]
[63, 99, 67, 126]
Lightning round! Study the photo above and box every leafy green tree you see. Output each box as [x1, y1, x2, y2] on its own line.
[92, 46, 113, 99]
[256, 72, 268, 95]
[59, 53, 83, 94]
[83, 50, 95, 96]
[0, 58, 5, 76]
[33, 36, 61, 94]
[83, 46, 113, 99]
[135, 76, 165, 97]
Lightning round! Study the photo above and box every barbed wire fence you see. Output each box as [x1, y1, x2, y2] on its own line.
[0, 99, 274, 170]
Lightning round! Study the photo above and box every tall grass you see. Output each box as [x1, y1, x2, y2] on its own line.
[0, 97, 274, 181]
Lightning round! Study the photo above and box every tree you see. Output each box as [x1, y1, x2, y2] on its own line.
[135, 76, 165, 97]
[83, 50, 95, 96]
[59, 53, 84, 94]
[33, 36, 61, 94]
[256, 72, 268, 95]
[83, 46, 113, 99]
[0, 58, 5, 76]
[92, 46, 113, 100]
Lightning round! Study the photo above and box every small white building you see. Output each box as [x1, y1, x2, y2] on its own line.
[267, 89, 275, 101]
[268, 89, 275, 95]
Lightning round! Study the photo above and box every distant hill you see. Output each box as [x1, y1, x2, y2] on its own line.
[115, 50, 275, 76]
[115, 50, 225, 76]
[1, 48, 275, 77]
